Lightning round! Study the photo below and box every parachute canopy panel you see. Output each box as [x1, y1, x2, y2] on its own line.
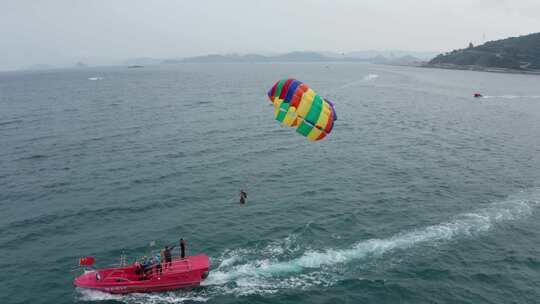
[267, 79, 337, 141]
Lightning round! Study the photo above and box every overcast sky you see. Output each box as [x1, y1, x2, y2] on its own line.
[1, 0, 540, 70]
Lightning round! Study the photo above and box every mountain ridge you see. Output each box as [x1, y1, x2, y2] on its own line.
[428, 32, 540, 71]
[158, 51, 424, 65]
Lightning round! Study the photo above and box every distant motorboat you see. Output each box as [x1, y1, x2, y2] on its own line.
[128, 65, 144, 68]
[473, 93, 483, 98]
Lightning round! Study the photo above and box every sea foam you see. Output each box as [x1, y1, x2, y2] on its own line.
[205, 189, 539, 292]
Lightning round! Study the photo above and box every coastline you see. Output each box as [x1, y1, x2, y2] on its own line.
[419, 63, 540, 76]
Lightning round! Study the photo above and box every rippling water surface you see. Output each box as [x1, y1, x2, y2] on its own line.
[1, 63, 540, 304]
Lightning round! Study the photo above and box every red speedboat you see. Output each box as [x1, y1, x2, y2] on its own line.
[473, 93, 483, 98]
[74, 255, 210, 294]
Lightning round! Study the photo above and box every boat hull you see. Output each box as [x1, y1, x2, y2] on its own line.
[74, 255, 209, 294]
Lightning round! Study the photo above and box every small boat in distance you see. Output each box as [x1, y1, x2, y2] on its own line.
[473, 93, 483, 98]
[74, 254, 210, 294]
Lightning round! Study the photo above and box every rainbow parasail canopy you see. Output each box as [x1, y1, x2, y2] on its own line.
[267, 79, 337, 141]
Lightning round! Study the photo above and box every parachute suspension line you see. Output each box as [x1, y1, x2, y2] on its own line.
[236, 85, 261, 203]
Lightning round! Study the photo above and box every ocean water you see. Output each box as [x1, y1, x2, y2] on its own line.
[1, 63, 540, 304]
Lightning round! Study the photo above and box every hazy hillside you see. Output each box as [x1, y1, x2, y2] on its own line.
[161, 51, 422, 65]
[429, 32, 540, 70]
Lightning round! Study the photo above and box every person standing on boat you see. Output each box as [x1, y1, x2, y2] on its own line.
[154, 253, 162, 275]
[141, 256, 152, 276]
[180, 238, 186, 259]
[164, 246, 173, 269]
[160, 249, 166, 271]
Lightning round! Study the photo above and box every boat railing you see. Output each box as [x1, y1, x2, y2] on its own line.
[166, 258, 192, 271]
[98, 257, 194, 282]
[148, 258, 193, 278]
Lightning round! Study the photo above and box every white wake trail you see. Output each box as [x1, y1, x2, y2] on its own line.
[206, 190, 539, 288]
[363, 74, 379, 81]
[76, 288, 208, 303]
[482, 95, 540, 99]
[330, 74, 380, 92]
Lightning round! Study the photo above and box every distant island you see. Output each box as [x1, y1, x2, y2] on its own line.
[159, 51, 428, 66]
[426, 32, 540, 74]
[22, 51, 435, 72]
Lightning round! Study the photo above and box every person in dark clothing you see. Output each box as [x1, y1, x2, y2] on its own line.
[180, 238, 186, 259]
[164, 246, 173, 268]
[239, 189, 247, 204]
[160, 249, 166, 271]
